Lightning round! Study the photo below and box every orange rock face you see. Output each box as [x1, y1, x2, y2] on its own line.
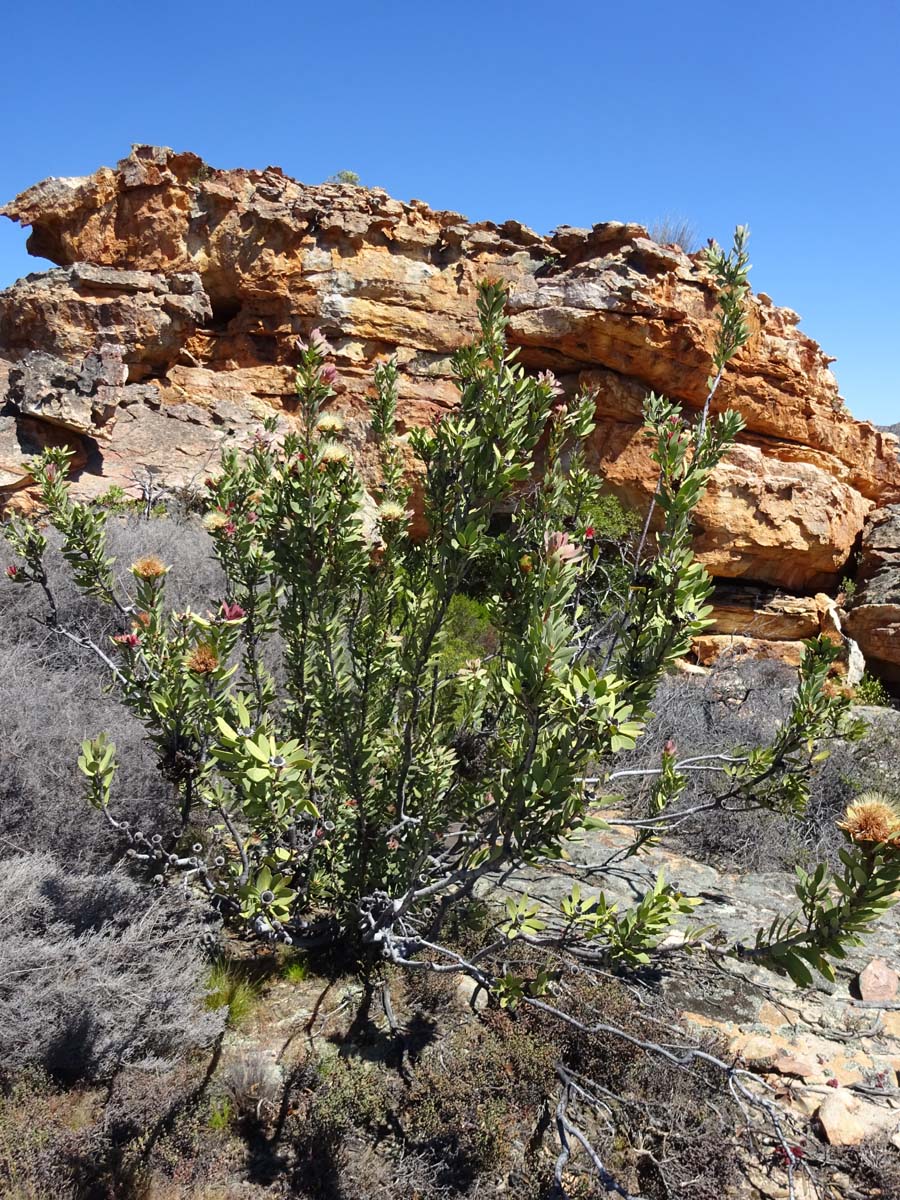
[2, 144, 899, 594]
[845, 505, 900, 680]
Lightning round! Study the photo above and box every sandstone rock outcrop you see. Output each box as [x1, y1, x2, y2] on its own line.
[696, 587, 865, 679]
[2, 144, 899, 604]
[845, 505, 900, 680]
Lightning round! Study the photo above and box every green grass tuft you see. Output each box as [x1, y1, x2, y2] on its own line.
[204, 960, 258, 1027]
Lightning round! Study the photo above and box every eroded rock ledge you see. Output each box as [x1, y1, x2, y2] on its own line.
[2, 145, 898, 660]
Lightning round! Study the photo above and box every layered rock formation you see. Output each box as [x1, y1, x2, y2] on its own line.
[846, 506, 900, 681]
[2, 145, 899, 653]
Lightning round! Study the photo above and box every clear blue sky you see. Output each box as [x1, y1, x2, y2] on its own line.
[1, 0, 897, 423]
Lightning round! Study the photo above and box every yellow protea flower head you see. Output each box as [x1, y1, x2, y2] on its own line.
[315, 413, 345, 436]
[377, 500, 408, 524]
[319, 441, 350, 465]
[837, 792, 900, 845]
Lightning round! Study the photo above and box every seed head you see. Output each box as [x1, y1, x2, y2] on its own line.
[203, 510, 229, 532]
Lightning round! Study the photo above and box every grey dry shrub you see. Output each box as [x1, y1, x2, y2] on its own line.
[0, 514, 222, 867]
[0, 853, 223, 1082]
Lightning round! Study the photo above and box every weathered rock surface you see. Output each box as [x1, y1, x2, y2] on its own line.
[3, 144, 899, 596]
[846, 506, 900, 681]
[487, 807, 900, 1158]
[696, 586, 864, 679]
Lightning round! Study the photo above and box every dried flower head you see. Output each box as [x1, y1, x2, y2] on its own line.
[319, 441, 350, 465]
[186, 643, 220, 675]
[837, 792, 900, 845]
[822, 679, 854, 700]
[131, 555, 168, 581]
[132, 612, 152, 630]
[316, 412, 345, 436]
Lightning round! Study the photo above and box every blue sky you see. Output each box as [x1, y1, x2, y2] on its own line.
[1, 0, 897, 423]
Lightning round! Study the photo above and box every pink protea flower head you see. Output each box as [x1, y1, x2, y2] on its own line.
[663, 739, 677, 757]
[223, 521, 237, 537]
[113, 632, 141, 649]
[544, 531, 584, 566]
[307, 327, 331, 355]
[44, 462, 59, 483]
[220, 601, 246, 622]
[319, 362, 337, 385]
[584, 526, 595, 540]
[5, 565, 19, 579]
[537, 370, 564, 399]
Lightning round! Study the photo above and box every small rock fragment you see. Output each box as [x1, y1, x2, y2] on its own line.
[771, 1053, 817, 1079]
[455, 975, 488, 1012]
[816, 1091, 869, 1146]
[857, 958, 899, 1003]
